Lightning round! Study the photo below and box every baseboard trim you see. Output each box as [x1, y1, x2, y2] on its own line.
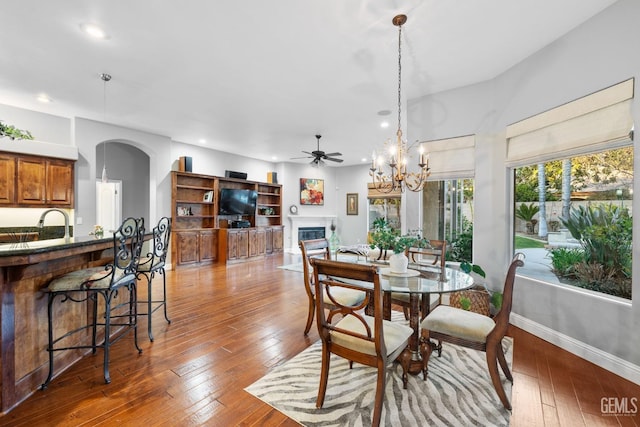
[510, 313, 640, 386]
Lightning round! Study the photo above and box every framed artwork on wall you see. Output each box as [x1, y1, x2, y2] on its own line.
[300, 178, 324, 205]
[346, 193, 358, 215]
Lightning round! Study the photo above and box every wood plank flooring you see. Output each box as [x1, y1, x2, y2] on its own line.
[1, 253, 638, 426]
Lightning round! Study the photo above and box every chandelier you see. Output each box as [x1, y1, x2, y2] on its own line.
[369, 14, 430, 193]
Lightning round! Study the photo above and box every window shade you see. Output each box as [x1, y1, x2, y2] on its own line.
[422, 134, 475, 180]
[506, 78, 634, 167]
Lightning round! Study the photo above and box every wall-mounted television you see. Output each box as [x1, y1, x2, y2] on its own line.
[219, 188, 258, 216]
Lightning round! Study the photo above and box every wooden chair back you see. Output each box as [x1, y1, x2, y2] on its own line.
[299, 238, 331, 298]
[298, 239, 331, 335]
[311, 258, 412, 426]
[406, 239, 447, 272]
[310, 258, 384, 360]
[488, 252, 525, 340]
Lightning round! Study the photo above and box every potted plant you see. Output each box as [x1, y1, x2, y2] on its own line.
[0, 120, 34, 140]
[368, 218, 424, 273]
[452, 263, 504, 315]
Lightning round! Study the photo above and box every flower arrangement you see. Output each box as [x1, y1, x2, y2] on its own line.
[92, 225, 104, 238]
[369, 218, 425, 255]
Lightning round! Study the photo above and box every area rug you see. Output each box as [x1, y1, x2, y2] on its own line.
[245, 336, 512, 426]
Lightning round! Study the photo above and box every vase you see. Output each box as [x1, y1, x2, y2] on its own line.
[389, 252, 408, 274]
[328, 231, 340, 259]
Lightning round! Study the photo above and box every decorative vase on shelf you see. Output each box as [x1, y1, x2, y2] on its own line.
[389, 252, 409, 274]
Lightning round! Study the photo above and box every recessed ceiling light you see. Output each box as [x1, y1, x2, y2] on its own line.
[37, 94, 52, 103]
[361, 157, 369, 162]
[380, 121, 389, 129]
[198, 139, 206, 144]
[80, 23, 109, 40]
[271, 156, 278, 160]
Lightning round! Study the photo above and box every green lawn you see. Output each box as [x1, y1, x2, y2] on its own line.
[515, 235, 547, 249]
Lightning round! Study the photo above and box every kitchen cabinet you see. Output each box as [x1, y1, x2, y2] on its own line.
[0, 152, 74, 207]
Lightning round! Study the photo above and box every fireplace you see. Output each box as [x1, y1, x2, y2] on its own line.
[298, 226, 325, 241]
[288, 214, 336, 253]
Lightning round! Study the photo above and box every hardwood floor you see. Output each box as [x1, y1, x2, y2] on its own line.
[1, 254, 638, 426]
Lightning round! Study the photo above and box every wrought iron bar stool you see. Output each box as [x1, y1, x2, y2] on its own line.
[40, 217, 145, 388]
[136, 216, 172, 341]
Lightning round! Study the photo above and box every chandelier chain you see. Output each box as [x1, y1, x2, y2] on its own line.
[397, 23, 402, 135]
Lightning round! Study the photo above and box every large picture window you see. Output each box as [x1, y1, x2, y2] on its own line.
[513, 146, 633, 299]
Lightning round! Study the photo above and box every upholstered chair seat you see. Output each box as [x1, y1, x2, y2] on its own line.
[421, 305, 496, 342]
[331, 314, 412, 356]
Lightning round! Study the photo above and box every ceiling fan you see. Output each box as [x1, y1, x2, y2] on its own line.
[291, 134, 343, 166]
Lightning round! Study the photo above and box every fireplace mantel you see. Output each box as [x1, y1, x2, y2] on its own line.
[288, 214, 336, 253]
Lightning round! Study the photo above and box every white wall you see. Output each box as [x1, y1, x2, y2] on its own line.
[407, 0, 640, 380]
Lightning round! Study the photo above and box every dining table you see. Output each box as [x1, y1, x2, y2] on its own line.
[335, 255, 475, 375]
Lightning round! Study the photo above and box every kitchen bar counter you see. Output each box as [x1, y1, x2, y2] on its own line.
[0, 235, 115, 413]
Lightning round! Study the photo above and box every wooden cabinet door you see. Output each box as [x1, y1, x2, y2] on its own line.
[176, 231, 199, 265]
[17, 156, 46, 205]
[199, 230, 218, 262]
[248, 229, 258, 257]
[272, 227, 284, 252]
[265, 228, 273, 254]
[0, 155, 15, 204]
[256, 229, 266, 256]
[227, 230, 239, 260]
[237, 229, 249, 258]
[46, 159, 74, 206]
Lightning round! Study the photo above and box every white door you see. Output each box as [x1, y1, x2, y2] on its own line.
[96, 180, 122, 232]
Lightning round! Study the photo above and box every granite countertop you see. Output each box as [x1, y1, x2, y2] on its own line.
[0, 234, 113, 256]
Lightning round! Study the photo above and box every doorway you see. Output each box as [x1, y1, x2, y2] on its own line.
[96, 180, 122, 232]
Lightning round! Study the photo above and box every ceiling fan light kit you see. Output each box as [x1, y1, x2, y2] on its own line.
[369, 14, 431, 193]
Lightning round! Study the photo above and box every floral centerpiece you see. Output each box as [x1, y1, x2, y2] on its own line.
[368, 218, 426, 273]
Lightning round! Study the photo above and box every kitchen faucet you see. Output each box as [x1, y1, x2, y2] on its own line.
[37, 209, 70, 239]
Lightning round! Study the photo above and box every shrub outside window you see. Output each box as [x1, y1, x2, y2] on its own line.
[513, 146, 633, 299]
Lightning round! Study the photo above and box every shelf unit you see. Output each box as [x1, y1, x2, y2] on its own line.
[256, 183, 281, 227]
[171, 171, 283, 267]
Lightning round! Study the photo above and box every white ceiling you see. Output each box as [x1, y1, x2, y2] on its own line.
[0, 0, 617, 166]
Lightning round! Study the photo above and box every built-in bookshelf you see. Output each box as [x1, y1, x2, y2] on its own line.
[171, 171, 283, 267]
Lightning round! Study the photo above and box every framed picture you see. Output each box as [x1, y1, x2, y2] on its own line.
[203, 191, 213, 202]
[346, 193, 358, 215]
[300, 178, 324, 205]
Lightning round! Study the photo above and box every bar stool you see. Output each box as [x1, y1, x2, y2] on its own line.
[40, 217, 145, 388]
[136, 216, 172, 341]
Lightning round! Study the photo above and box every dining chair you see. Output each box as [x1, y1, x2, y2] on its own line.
[41, 217, 145, 388]
[391, 239, 447, 320]
[311, 258, 412, 427]
[299, 239, 365, 336]
[419, 252, 525, 410]
[136, 216, 172, 341]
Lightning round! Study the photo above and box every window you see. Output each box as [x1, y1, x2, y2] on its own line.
[507, 79, 634, 299]
[513, 147, 632, 299]
[422, 178, 475, 262]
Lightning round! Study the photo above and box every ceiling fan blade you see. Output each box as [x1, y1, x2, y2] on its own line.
[325, 157, 344, 163]
[323, 152, 342, 157]
[302, 151, 314, 155]
[290, 155, 313, 159]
